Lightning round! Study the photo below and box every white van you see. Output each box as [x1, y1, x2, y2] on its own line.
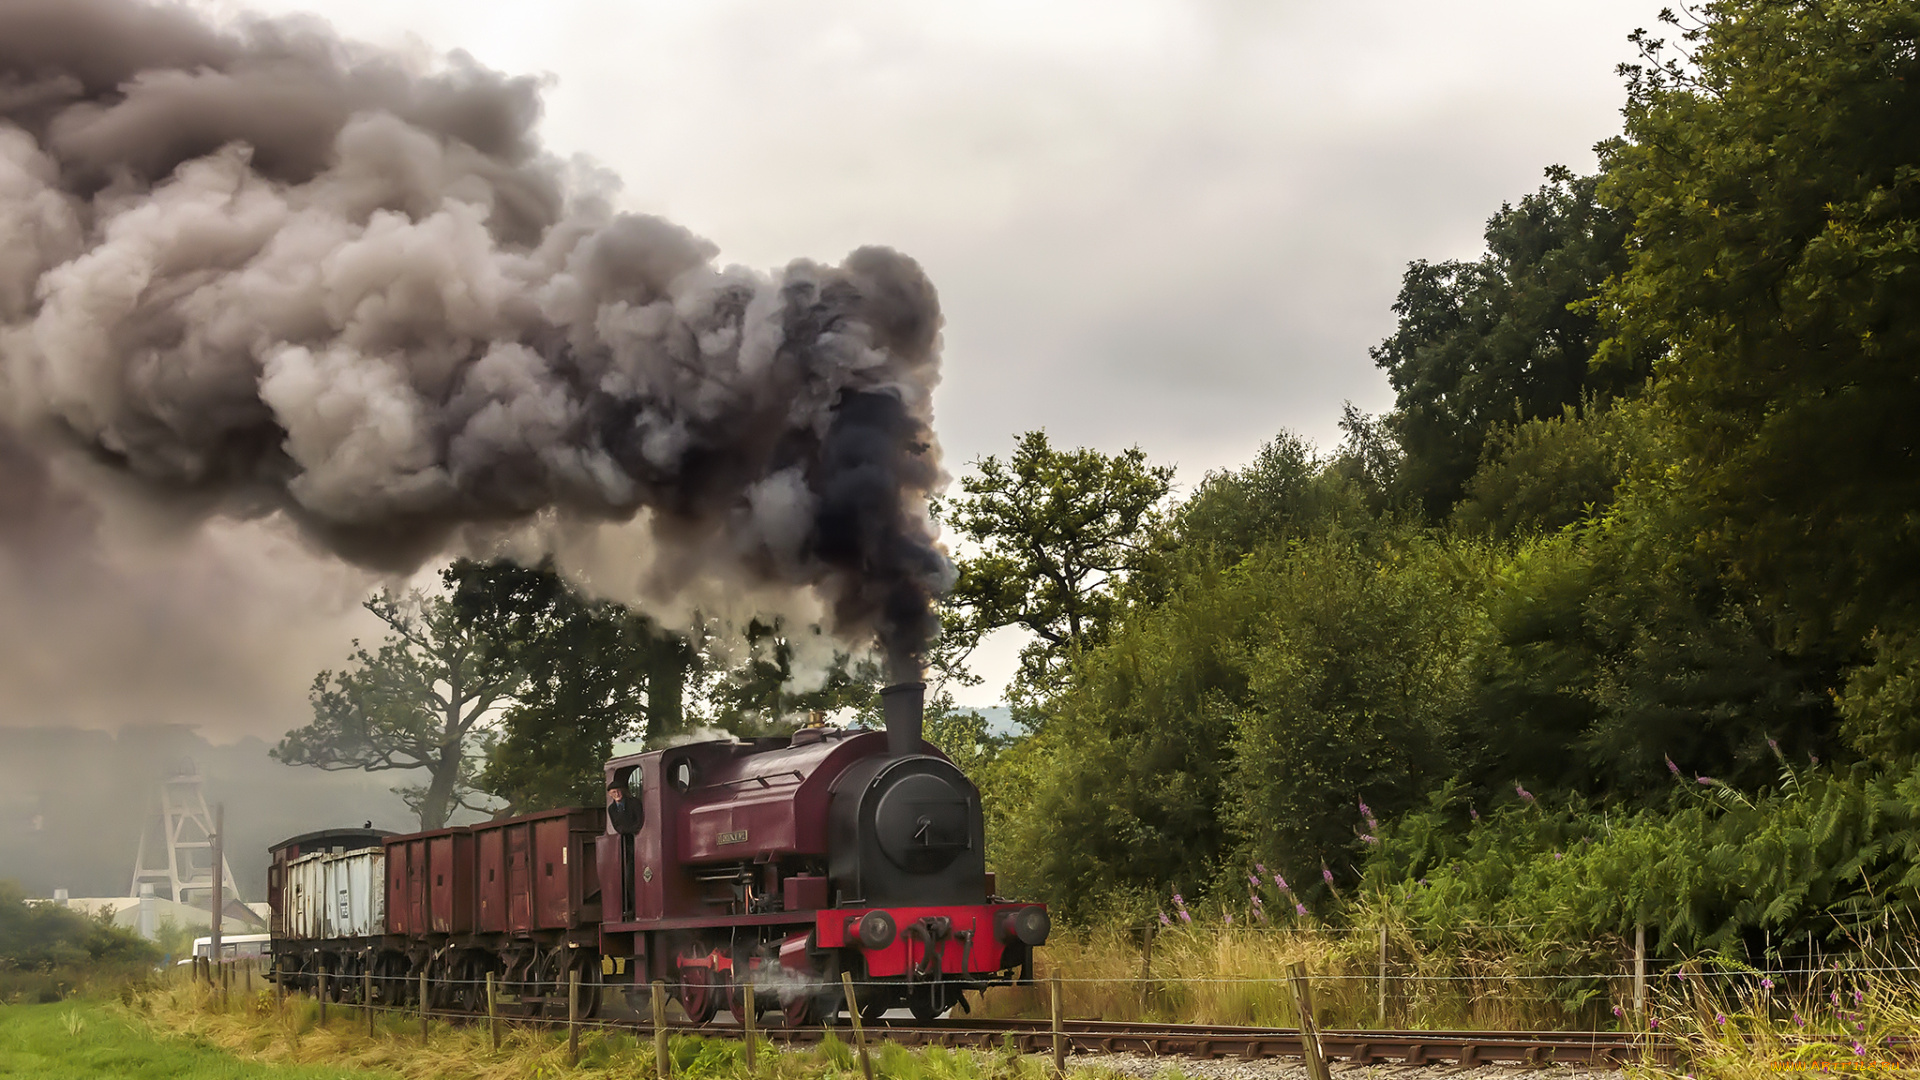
[177, 933, 271, 965]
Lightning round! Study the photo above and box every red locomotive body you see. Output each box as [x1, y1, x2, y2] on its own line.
[268, 682, 1049, 1024]
[593, 683, 1048, 1023]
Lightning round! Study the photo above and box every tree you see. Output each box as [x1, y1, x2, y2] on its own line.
[451, 559, 695, 814]
[1373, 168, 1634, 518]
[1597, 0, 1920, 652]
[703, 618, 881, 732]
[273, 569, 525, 830]
[942, 431, 1173, 697]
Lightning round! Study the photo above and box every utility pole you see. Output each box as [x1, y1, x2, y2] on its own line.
[209, 803, 224, 962]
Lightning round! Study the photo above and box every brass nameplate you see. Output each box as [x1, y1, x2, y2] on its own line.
[717, 830, 749, 845]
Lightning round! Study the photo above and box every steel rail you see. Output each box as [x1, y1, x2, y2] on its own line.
[403, 998, 1670, 1067]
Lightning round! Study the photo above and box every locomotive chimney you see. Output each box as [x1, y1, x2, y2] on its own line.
[880, 681, 926, 756]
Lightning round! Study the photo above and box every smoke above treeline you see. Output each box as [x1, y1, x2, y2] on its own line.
[0, 0, 953, 681]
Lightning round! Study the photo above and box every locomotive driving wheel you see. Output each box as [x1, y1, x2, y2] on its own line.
[675, 960, 718, 1025]
[781, 985, 818, 1027]
[564, 948, 603, 1019]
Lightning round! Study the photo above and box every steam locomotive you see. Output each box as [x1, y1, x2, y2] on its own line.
[265, 683, 1051, 1023]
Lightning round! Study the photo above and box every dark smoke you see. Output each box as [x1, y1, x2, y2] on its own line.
[0, 0, 951, 670]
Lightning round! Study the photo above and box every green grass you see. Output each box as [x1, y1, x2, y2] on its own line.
[0, 999, 397, 1079]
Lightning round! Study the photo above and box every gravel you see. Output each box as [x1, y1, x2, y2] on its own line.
[1074, 1054, 1628, 1080]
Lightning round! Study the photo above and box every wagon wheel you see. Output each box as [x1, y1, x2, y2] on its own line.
[451, 953, 489, 1013]
[373, 953, 409, 1008]
[504, 950, 542, 1018]
[536, 949, 572, 1019]
[321, 954, 347, 1001]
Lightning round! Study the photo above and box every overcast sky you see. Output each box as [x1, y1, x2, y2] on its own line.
[13, 0, 1660, 727]
[213, 0, 1655, 471]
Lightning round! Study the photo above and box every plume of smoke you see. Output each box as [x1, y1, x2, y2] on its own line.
[0, 0, 952, 678]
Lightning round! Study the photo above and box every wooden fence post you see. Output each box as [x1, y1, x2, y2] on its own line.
[568, 969, 581, 1066]
[1634, 924, 1647, 1021]
[1138, 927, 1154, 1015]
[1286, 961, 1330, 1080]
[840, 972, 875, 1080]
[743, 980, 757, 1073]
[318, 971, 328, 1026]
[653, 980, 671, 1080]
[488, 971, 500, 1051]
[1377, 925, 1389, 1028]
[418, 969, 429, 1043]
[365, 966, 375, 1037]
[1051, 974, 1067, 1078]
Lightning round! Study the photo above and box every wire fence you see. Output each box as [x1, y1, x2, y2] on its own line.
[176, 947, 1918, 1027]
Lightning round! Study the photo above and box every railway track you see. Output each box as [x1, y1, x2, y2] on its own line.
[457, 1004, 1669, 1067]
[764, 1016, 1667, 1067]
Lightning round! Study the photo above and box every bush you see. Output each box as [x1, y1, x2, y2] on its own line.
[0, 879, 160, 1002]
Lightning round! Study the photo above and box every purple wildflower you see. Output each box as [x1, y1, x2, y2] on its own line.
[1515, 783, 1534, 803]
[1794, 1013, 1804, 1027]
[1857, 1023, 1866, 1033]
[1178, 909, 1192, 924]
[1322, 866, 1335, 885]
[1274, 874, 1289, 892]
[1251, 895, 1262, 907]
[1697, 775, 1716, 785]
[1469, 806, 1479, 821]
[1159, 912, 1171, 927]
[1359, 797, 1378, 831]
[1224, 913, 1233, 925]
[1250, 874, 1261, 888]
[1810, 752, 1821, 767]
[1854, 989, 1864, 1004]
[1715, 1013, 1727, 1026]
[1295, 903, 1307, 916]
[1761, 978, 1773, 990]
[1553, 852, 1564, 860]
[1172, 893, 1186, 907]
[1256, 863, 1268, 874]
[1831, 992, 1840, 1004]
[1853, 1043, 1865, 1057]
[1648, 1017, 1658, 1030]
[1666, 756, 1680, 776]
[1360, 834, 1379, 844]
[1611, 1006, 1622, 1018]
[1767, 736, 1780, 754]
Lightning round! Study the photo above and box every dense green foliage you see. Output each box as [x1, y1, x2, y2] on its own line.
[0, 881, 157, 1003]
[942, 430, 1174, 700]
[969, 0, 1920, 964]
[1372, 169, 1635, 517]
[449, 559, 692, 813]
[0, 883, 156, 974]
[273, 566, 528, 829]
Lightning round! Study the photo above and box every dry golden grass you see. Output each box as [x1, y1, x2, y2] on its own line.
[128, 968, 1096, 1080]
[979, 924, 1628, 1031]
[1632, 950, 1920, 1080]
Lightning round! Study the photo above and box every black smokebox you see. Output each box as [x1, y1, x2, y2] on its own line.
[880, 681, 926, 756]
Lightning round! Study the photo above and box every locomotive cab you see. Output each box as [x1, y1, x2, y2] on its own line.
[595, 682, 1048, 1024]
